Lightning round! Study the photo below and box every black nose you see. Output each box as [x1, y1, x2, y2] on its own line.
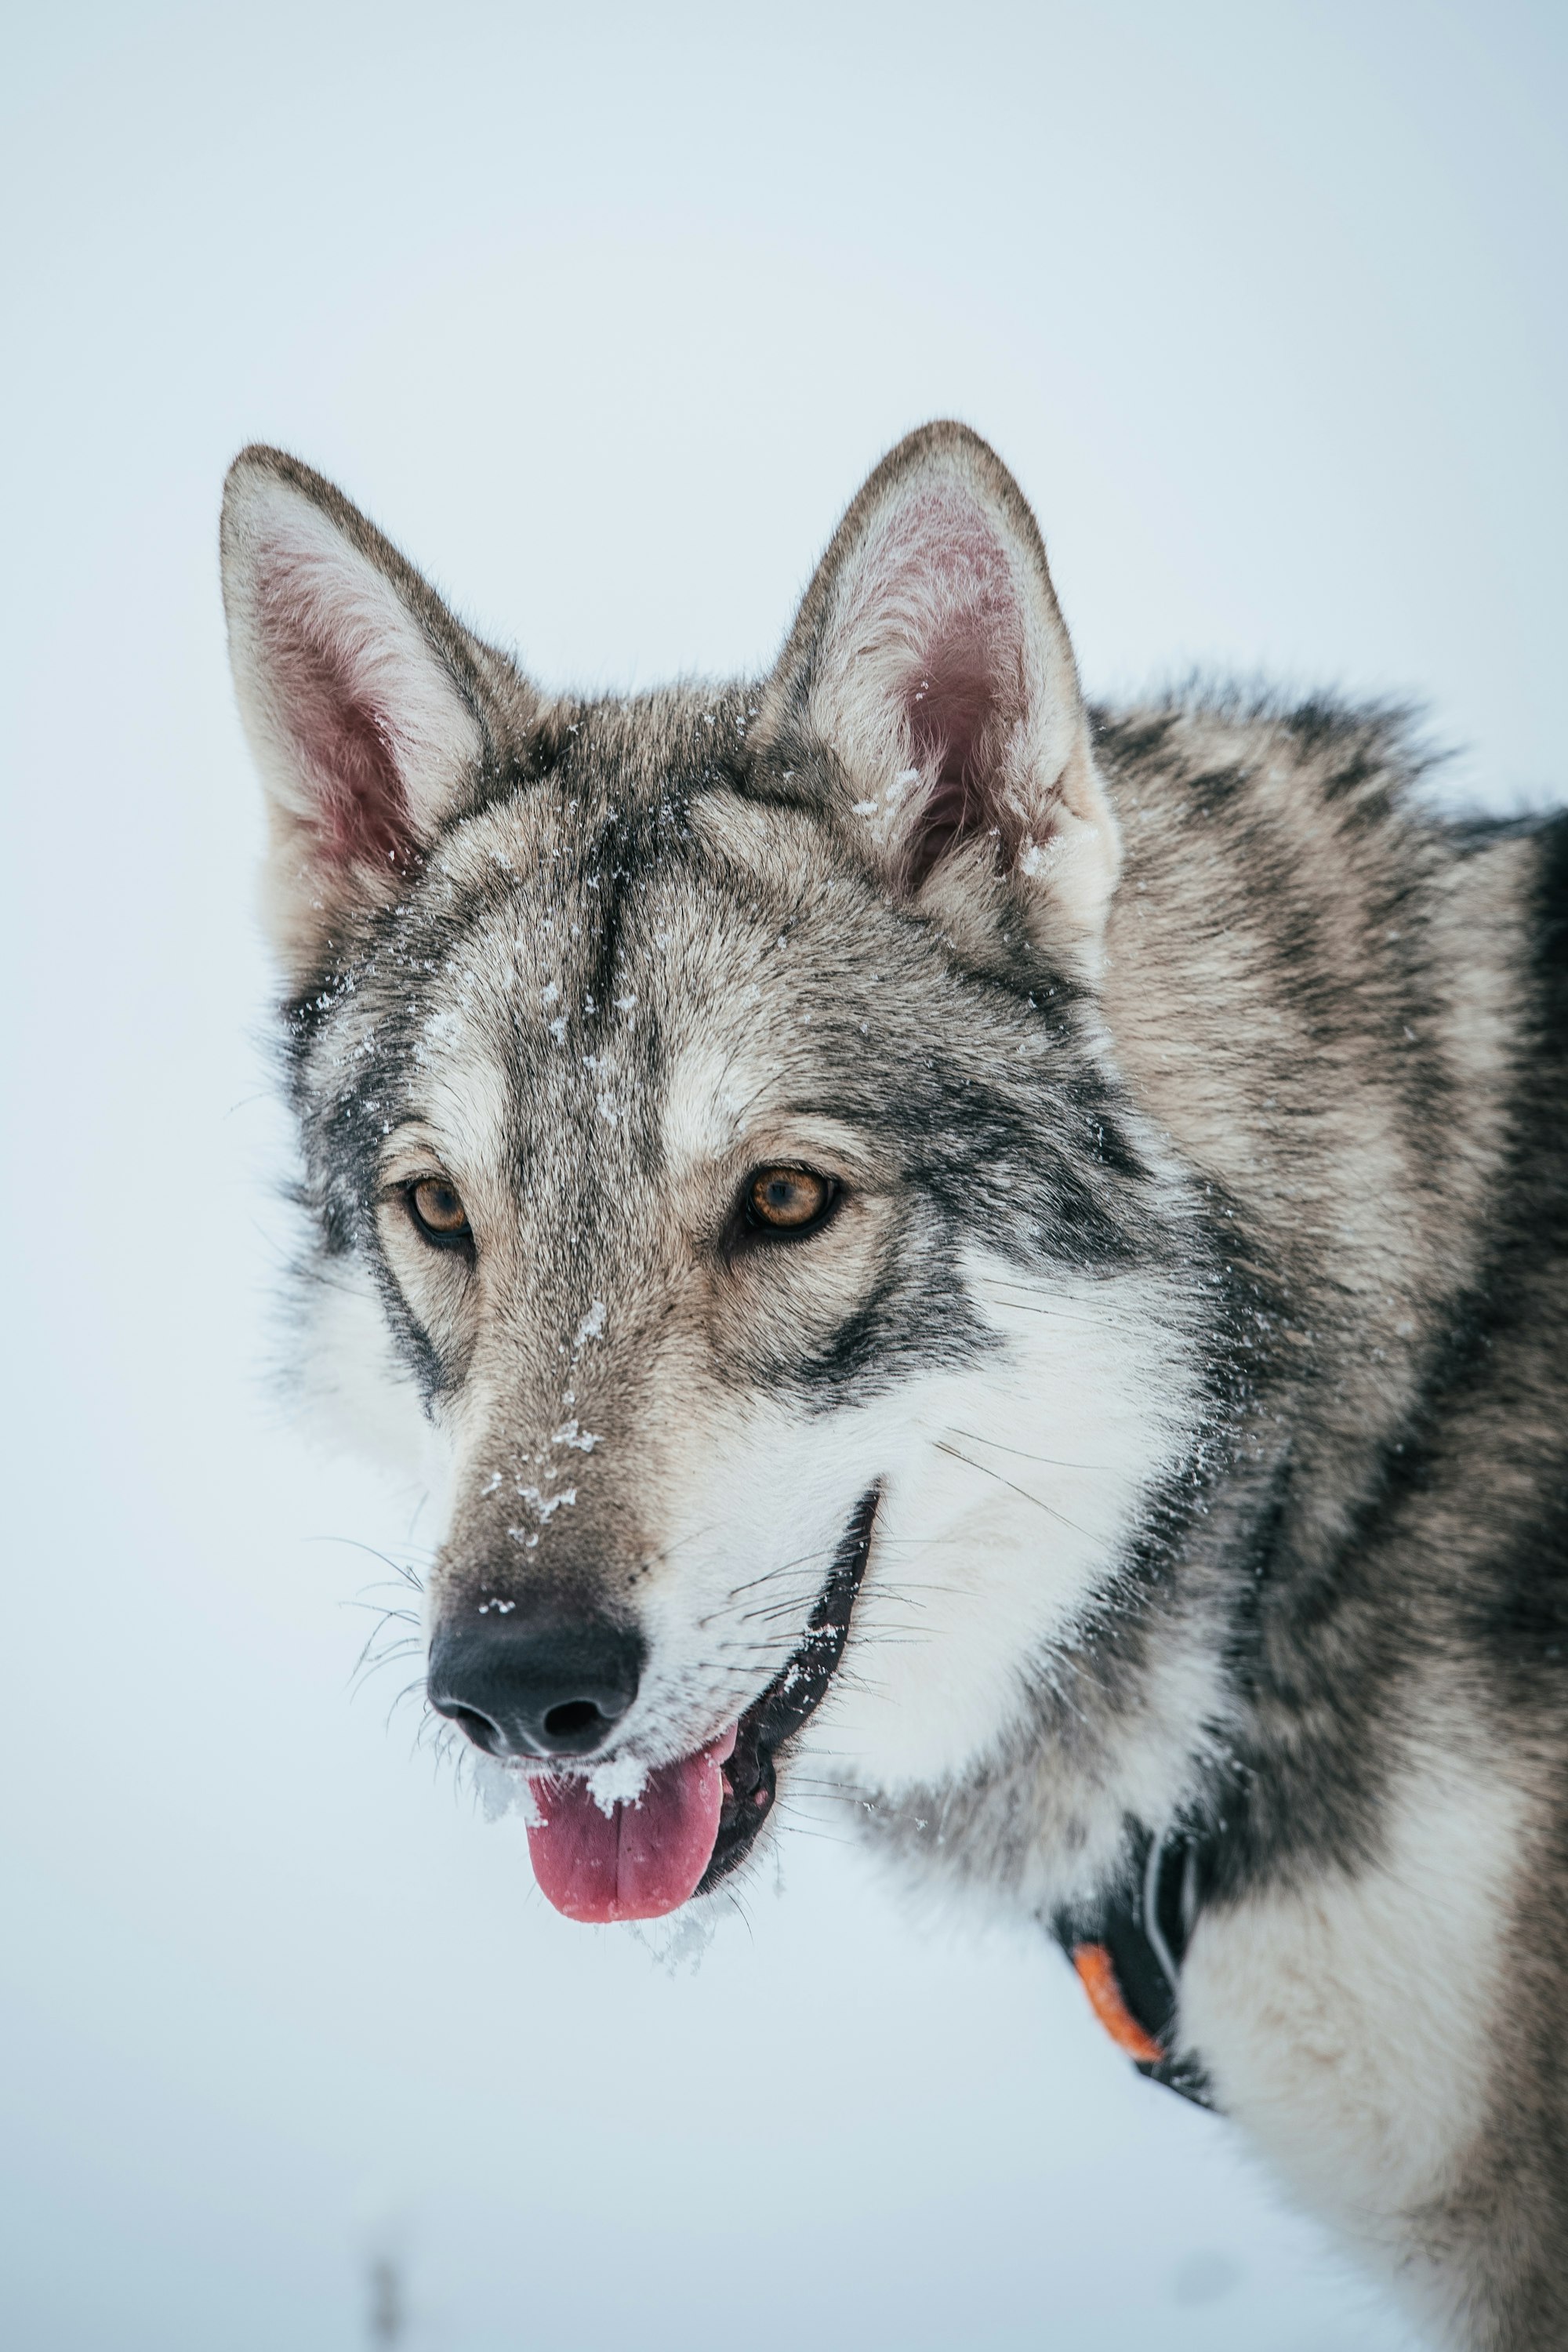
[426, 1613, 644, 1759]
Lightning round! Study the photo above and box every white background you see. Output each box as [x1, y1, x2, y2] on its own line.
[2, 5, 1563, 2347]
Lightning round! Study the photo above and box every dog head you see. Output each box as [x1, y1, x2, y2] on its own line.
[221, 425, 1208, 1922]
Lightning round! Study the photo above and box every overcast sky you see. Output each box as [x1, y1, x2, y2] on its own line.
[3, 5, 1563, 2347]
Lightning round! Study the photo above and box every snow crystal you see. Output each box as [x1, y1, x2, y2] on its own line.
[508, 1483, 578, 1524]
[572, 1300, 606, 1349]
[550, 1419, 601, 1452]
[586, 1752, 648, 1815]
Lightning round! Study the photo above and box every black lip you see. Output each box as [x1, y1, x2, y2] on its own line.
[696, 1486, 878, 1896]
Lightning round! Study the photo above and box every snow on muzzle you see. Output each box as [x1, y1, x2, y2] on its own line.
[438, 1491, 879, 1925]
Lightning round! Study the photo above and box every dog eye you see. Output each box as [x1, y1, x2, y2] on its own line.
[744, 1165, 837, 1235]
[408, 1177, 472, 1246]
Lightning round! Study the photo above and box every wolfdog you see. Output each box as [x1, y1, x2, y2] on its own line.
[221, 423, 1567, 2346]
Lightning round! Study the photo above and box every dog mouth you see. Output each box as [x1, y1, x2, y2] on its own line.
[523, 1490, 878, 1924]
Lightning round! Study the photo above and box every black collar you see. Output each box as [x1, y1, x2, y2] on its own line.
[1048, 1821, 1218, 2110]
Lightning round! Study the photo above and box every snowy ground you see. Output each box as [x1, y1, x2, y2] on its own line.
[2, 5, 1563, 2346]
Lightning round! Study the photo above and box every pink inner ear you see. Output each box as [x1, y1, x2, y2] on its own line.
[904, 630, 1006, 888]
[858, 489, 1026, 893]
[258, 568, 419, 874]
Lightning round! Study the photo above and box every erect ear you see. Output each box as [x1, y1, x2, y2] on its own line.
[221, 447, 506, 979]
[753, 422, 1120, 971]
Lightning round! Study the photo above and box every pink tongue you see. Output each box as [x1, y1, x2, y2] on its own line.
[525, 1727, 737, 1923]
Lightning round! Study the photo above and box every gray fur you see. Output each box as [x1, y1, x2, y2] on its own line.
[222, 424, 1568, 2348]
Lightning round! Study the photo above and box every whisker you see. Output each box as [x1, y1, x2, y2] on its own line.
[934, 1439, 1094, 1539]
[946, 1426, 1116, 1473]
[716, 1540, 844, 1606]
[733, 1598, 820, 1630]
[766, 1814, 857, 1849]
[387, 1677, 433, 1733]
[351, 1636, 423, 1686]
[310, 1534, 430, 1591]
[970, 1279, 1134, 1333]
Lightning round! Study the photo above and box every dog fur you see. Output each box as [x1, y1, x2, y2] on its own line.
[221, 423, 1568, 2347]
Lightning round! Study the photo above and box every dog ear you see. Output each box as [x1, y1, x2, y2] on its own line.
[753, 422, 1120, 971]
[221, 447, 502, 978]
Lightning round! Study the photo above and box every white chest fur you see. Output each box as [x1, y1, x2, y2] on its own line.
[1178, 1738, 1526, 2335]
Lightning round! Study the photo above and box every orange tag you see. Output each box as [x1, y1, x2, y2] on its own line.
[1071, 1942, 1167, 2066]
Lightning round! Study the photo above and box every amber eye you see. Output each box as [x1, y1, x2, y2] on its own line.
[408, 1176, 472, 1246]
[744, 1165, 837, 1235]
